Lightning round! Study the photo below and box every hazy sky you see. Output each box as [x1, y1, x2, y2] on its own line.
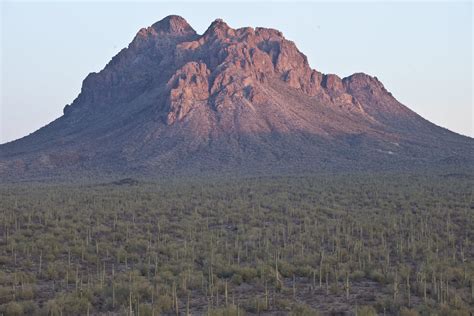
[1, 1, 472, 143]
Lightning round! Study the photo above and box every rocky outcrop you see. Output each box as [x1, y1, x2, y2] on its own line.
[166, 62, 210, 124]
[69, 16, 389, 124]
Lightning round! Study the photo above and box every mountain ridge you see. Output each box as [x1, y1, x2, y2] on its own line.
[1, 15, 472, 180]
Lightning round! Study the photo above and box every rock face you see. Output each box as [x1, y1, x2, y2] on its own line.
[1, 16, 473, 179]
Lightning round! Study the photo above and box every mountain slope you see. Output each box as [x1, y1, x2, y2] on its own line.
[1, 15, 472, 179]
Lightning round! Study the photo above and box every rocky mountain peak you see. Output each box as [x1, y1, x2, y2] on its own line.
[151, 15, 196, 36]
[202, 18, 235, 40]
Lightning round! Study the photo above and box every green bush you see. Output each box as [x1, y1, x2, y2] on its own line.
[357, 305, 377, 316]
[368, 270, 386, 284]
[350, 270, 365, 281]
[238, 267, 258, 283]
[400, 307, 419, 316]
[208, 304, 245, 316]
[241, 297, 268, 313]
[231, 273, 243, 285]
[18, 286, 35, 300]
[274, 298, 292, 311]
[19, 300, 38, 315]
[291, 302, 319, 315]
[157, 294, 173, 312]
[5, 302, 23, 316]
[278, 261, 295, 278]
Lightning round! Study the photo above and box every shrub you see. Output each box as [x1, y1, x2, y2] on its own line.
[400, 307, 419, 316]
[44, 299, 61, 316]
[59, 293, 90, 315]
[216, 265, 234, 279]
[5, 302, 23, 316]
[231, 273, 243, 285]
[368, 270, 386, 283]
[157, 294, 173, 313]
[357, 305, 377, 316]
[291, 302, 319, 315]
[239, 267, 258, 283]
[208, 304, 245, 316]
[278, 261, 295, 278]
[137, 303, 153, 316]
[350, 270, 365, 281]
[294, 265, 312, 278]
[274, 298, 292, 311]
[18, 285, 35, 300]
[19, 300, 38, 315]
[241, 297, 268, 313]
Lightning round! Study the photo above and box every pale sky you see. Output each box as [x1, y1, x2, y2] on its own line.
[1, 1, 472, 143]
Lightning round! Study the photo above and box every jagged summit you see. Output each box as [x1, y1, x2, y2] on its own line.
[203, 18, 233, 37]
[0, 16, 472, 180]
[151, 15, 196, 35]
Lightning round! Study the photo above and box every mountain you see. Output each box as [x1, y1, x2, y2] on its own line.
[1, 15, 472, 180]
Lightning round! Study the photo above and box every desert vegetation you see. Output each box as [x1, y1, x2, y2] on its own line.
[0, 173, 472, 315]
